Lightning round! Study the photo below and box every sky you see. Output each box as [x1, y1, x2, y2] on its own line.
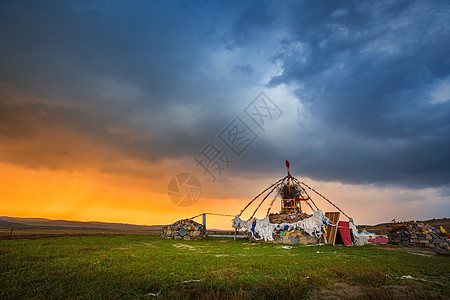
[1, 0, 449, 229]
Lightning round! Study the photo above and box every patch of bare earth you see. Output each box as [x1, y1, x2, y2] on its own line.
[310, 282, 442, 300]
[378, 245, 449, 256]
[172, 244, 196, 251]
[310, 282, 363, 299]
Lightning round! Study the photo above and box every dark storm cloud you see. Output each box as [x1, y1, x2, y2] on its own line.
[225, 1, 276, 48]
[1, 0, 449, 191]
[0, 1, 213, 105]
[0, 1, 240, 171]
[265, 0, 450, 188]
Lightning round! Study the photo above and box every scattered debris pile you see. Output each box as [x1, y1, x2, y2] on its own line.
[273, 229, 319, 244]
[268, 212, 311, 224]
[161, 219, 205, 240]
[388, 222, 449, 250]
[267, 212, 318, 244]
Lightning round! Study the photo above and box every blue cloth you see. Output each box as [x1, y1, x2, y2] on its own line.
[251, 220, 257, 236]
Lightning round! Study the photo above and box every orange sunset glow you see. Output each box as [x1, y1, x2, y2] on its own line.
[1, 0, 449, 229]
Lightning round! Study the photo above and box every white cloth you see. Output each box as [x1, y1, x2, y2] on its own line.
[232, 210, 331, 241]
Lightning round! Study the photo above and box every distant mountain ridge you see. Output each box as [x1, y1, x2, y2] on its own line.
[2, 216, 447, 234]
[0, 216, 162, 231]
[357, 218, 449, 234]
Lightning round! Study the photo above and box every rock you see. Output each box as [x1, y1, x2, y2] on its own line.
[161, 218, 206, 240]
[298, 233, 318, 245]
[388, 221, 449, 250]
[280, 236, 291, 243]
[290, 236, 299, 243]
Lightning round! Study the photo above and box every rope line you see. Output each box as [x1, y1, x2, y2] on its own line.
[266, 193, 278, 216]
[298, 181, 351, 219]
[250, 182, 282, 219]
[293, 178, 319, 210]
[189, 212, 236, 220]
[237, 178, 286, 217]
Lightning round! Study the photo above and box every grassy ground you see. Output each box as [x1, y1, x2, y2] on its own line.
[0, 235, 449, 299]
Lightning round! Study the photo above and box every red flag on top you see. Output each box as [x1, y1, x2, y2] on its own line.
[285, 160, 290, 170]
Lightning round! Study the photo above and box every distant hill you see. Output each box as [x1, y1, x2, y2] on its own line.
[0, 216, 163, 231]
[358, 218, 449, 234]
[0, 220, 27, 228]
[2, 216, 448, 236]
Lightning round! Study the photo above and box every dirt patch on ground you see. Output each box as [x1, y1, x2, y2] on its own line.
[378, 245, 449, 256]
[310, 282, 441, 300]
[172, 244, 196, 251]
[310, 282, 363, 299]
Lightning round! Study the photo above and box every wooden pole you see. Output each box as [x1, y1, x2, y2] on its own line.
[202, 213, 206, 230]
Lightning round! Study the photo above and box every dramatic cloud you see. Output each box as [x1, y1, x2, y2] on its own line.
[1, 0, 449, 224]
[266, 0, 450, 188]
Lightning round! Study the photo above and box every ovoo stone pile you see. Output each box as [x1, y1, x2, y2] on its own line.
[161, 219, 206, 240]
[269, 212, 318, 244]
[388, 222, 449, 250]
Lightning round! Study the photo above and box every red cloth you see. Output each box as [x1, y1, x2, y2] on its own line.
[368, 236, 389, 244]
[338, 221, 353, 246]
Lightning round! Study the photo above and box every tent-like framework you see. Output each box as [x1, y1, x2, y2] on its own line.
[232, 161, 359, 244]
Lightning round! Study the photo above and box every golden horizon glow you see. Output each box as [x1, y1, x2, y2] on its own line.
[1, 161, 446, 229]
[0, 162, 252, 229]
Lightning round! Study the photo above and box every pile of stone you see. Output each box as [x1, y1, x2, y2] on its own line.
[388, 222, 449, 250]
[272, 229, 318, 244]
[161, 219, 205, 240]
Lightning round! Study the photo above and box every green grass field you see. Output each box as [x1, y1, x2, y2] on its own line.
[1, 235, 449, 299]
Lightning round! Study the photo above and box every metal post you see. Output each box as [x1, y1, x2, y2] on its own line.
[202, 213, 206, 230]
